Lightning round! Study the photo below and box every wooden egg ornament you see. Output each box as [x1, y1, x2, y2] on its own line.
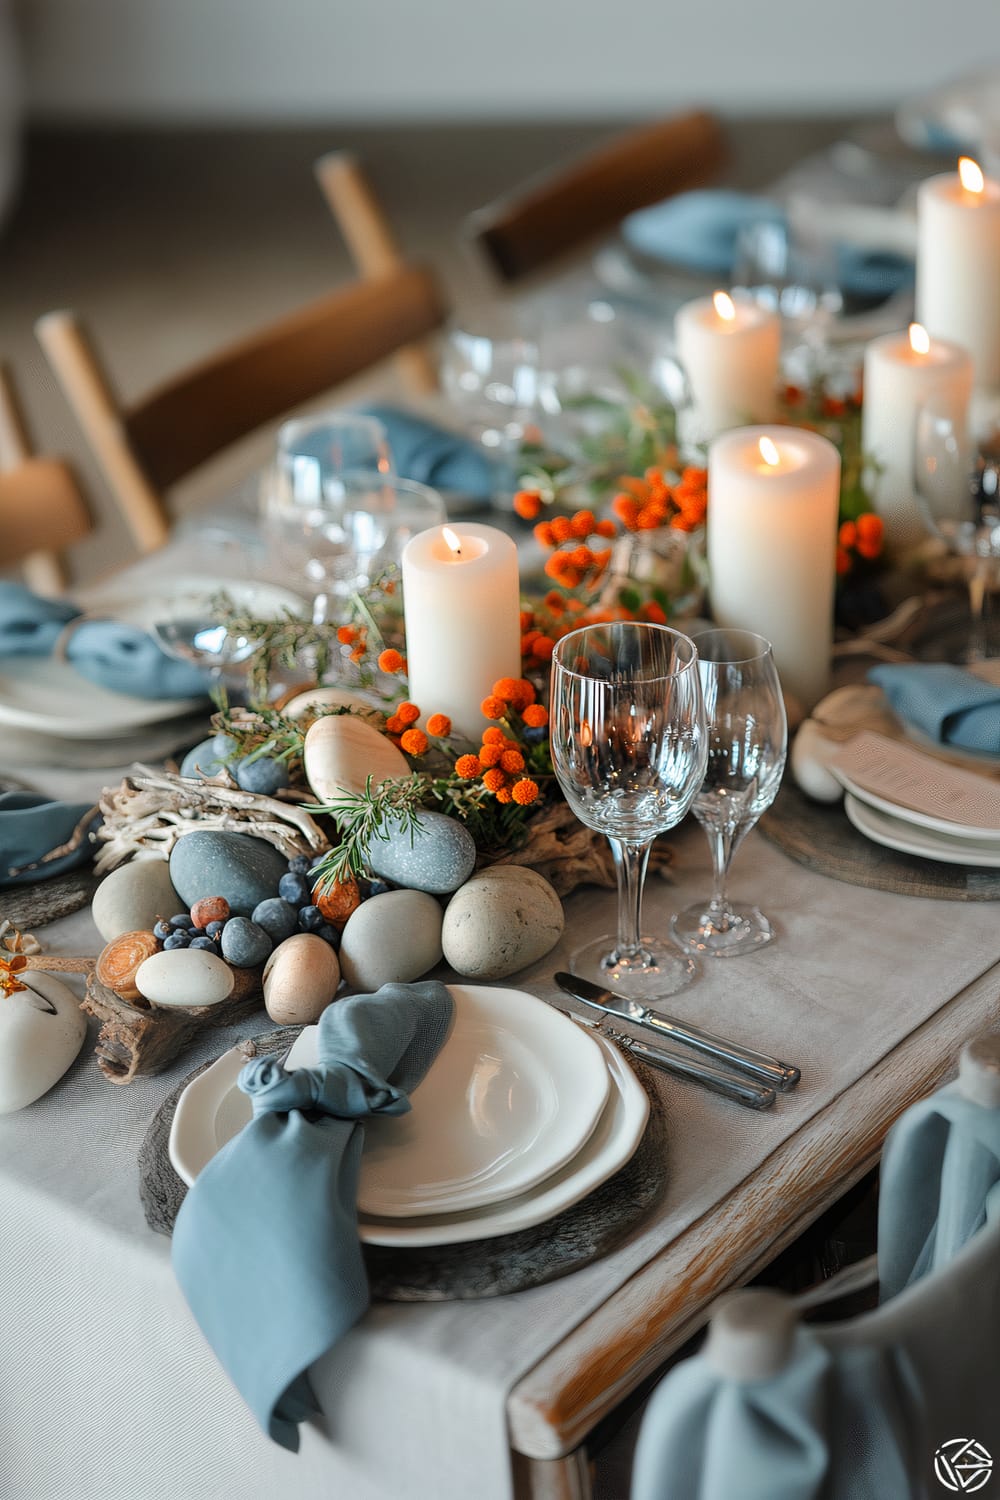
[303, 714, 408, 806]
[263, 934, 341, 1025]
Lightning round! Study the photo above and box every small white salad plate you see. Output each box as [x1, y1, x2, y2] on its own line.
[169, 984, 613, 1221]
[845, 792, 1000, 869]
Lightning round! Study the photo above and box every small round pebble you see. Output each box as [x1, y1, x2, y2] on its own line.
[153, 920, 172, 941]
[278, 872, 312, 908]
[220, 917, 273, 968]
[317, 923, 340, 947]
[363, 878, 393, 899]
[297, 904, 324, 933]
[168, 913, 192, 930]
[287, 854, 312, 876]
[234, 756, 291, 796]
[163, 931, 190, 950]
[190, 896, 231, 930]
[205, 920, 227, 938]
[189, 935, 217, 952]
[252, 897, 299, 944]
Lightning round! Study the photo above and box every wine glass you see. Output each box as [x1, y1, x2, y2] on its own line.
[270, 412, 393, 505]
[914, 396, 1000, 661]
[550, 622, 707, 999]
[671, 630, 787, 958]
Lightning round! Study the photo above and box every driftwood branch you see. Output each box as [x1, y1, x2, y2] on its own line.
[487, 799, 674, 897]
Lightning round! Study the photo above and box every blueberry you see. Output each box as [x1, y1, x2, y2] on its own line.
[297, 904, 324, 933]
[189, 935, 217, 951]
[362, 878, 393, 900]
[220, 916, 273, 968]
[523, 725, 547, 744]
[235, 755, 290, 797]
[205, 920, 226, 938]
[252, 897, 299, 943]
[153, 920, 172, 940]
[287, 854, 312, 876]
[168, 913, 192, 929]
[278, 872, 312, 908]
[317, 922, 341, 949]
[163, 931, 190, 950]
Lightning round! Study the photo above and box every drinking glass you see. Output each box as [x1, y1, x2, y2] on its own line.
[270, 412, 393, 507]
[550, 622, 707, 999]
[914, 396, 1000, 662]
[671, 630, 787, 958]
[439, 311, 541, 455]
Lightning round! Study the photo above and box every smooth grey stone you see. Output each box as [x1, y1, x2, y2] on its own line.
[368, 810, 476, 895]
[220, 916, 273, 968]
[339, 890, 443, 991]
[169, 831, 287, 918]
[234, 756, 290, 796]
[252, 896, 299, 943]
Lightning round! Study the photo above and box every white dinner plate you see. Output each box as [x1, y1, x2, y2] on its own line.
[169, 1029, 648, 1247]
[170, 984, 612, 1219]
[0, 576, 306, 739]
[844, 792, 1000, 869]
[835, 765, 1000, 843]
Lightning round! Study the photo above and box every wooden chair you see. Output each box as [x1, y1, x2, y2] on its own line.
[0, 364, 92, 594]
[464, 109, 728, 283]
[36, 261, 448, 555]
[313, 152, 440, 395]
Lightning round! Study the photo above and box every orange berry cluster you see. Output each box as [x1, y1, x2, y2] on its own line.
[836, 513, 884, 576]
[454, 678, 544, 806]
[611, 466, 707, 534]
[336, 623, 369, 664]
[384, 700, 453, 756]
[531, 508, 616, 595]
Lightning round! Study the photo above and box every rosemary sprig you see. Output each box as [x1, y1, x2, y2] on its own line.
[306, 774, 429, 886]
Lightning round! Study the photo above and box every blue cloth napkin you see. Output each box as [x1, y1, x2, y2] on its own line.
[0, 582, 209, 700]
[358, 404, 507, 502]
[0, 791, 97, 886]
[172, 981, 455, 1451]
[869, 663, 1000, 754]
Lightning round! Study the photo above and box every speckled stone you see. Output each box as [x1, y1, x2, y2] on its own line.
[369, 810, 477, 895]
[169, 830, 288, 918]
[91, 859, 180, 944]
[442, 866, 565, 979]
[338, 889, 443, 991]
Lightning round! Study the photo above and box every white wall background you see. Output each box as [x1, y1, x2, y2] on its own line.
[14, 0, 1000, 121]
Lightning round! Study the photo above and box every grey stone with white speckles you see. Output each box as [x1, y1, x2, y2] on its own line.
[442, 865, 565, 979]
[368, 810, 476, 895]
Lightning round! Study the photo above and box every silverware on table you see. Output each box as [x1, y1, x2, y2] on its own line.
[554, 973, 801, 1092]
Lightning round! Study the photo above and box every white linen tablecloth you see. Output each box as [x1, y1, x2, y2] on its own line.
[3, 761, 1000, 1500]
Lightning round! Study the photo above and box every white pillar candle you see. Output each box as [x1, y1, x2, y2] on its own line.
[861, 322, 973, 553]
[675, 291, 781, 441]
[401, 522, 522, 740]
[708, 426, 840, 710]
[916, 158, 1000, 392]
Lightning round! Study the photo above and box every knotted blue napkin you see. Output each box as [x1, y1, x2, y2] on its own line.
[0, 582, 208, 700]
[0, 791, 97, 886]
[869, 663, 1000, 753]
[357, 404, 506, 502]
[172, 981, 455, 1451]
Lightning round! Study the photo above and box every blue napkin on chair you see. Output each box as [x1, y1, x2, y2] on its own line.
[0, 791, 97, 886]
[869, 663, 1000, 754]
[172, 980, 455, 1452]
[357, 404, 507, 502]
[0, 582, 208, 700]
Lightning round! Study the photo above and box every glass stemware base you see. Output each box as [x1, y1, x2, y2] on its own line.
[569, 933, 697, 1000]
[671, 900, 774, 958]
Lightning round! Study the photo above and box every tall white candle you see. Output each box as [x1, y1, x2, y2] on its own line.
[916, 158, 1000, 392]
[675, 291, 781, 441]
[401, 522, 522, 740]
[708, 426, 840, 710]
[861, 322, 973, 553]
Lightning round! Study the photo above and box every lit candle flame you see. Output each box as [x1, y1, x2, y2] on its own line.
[758, 436, 780, 467]
[959, 156, 985, 195]
[909, 322, 931, 356]
[713, 290, 736, 322]
[442, 526, 463, 557]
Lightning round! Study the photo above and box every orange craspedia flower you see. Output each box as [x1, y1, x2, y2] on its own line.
[337, 625, 359, 645]
[835, 546, 852, 576]
[400, 728, 429, 756]
[531, 635, 556, 660]
[482, 768, 506, 793]
[500, 749, 525, 774]
[643, 601, 668, 625]
[595, 518, 618, 539]
[571, 508, 597, 538]
[534, 521, 555, 548]
[493, 677, 521, 702]
[426, 713, 452, 737]
[481, 726, 505, 746]
[508, 678, 535, 711]
[478, 743, 503, 767]
[378, 648, 405, 674]
[544, 589, 566, 615]
[480, 694, 506, 720]
[612, 493, 641, 529]
[838, 520, 858, 549]
[550, 514, 573, 544]
[511, 778, 540, 806]
[856, 512, 884, 549]
[396, 701, 420, 726]
[519, 610, 535, 633]
[385, 714, 404, 733]
[455, 753, 481, 779]
[513, 489, 543, 520]
[495, 785, 513, 804]
[522, 703, 548, 728]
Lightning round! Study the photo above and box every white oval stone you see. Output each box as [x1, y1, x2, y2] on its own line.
[0, 972, 87, 1114]
[303, 713, 409, 808]
[91, 858, 179, 944]
[339, 890, 443, 992]
[283, 687, 383, 724]
[791, 719, 844, 803]
[135, 948, 235, 1009]
[263, 933, 341, 1025]
[442, 866, 565, 980]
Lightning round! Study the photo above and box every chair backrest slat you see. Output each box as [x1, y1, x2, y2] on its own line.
[0, 366, 90, 592]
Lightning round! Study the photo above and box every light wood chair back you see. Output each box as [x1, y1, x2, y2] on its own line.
[0, 364, 92, 593]
[313, 151, 440, 395]
[36, 261, 448, 554]
[465, 110, 728, 283]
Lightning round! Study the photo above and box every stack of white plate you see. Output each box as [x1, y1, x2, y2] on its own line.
[837, 764, 1000, 869]
[169, 984, 650, 1247]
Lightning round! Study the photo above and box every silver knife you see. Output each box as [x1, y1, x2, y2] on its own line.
[555, 973, 800, 1092]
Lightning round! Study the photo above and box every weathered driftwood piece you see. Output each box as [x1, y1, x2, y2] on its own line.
[82, 966, 265, 1083]
[487, 798, 674, 897]
[93, 766, 330, 874]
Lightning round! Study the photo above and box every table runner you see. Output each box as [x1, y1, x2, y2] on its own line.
[4, 758, 1000, 1500]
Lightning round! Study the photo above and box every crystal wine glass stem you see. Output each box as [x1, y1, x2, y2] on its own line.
[706, 821, 740, 922]
[608, 838, 652, 959]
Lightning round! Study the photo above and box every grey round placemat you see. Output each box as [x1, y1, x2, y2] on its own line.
[139, 1027, 668, 1300]
[4, 867, 100, 929]
[759, 782, 1000, 901]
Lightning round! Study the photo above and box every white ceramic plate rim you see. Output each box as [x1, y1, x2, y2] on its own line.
[834, 766, 1000, 842]
[844, 792, 1000, 868]
[283, 983, 611, 1217]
